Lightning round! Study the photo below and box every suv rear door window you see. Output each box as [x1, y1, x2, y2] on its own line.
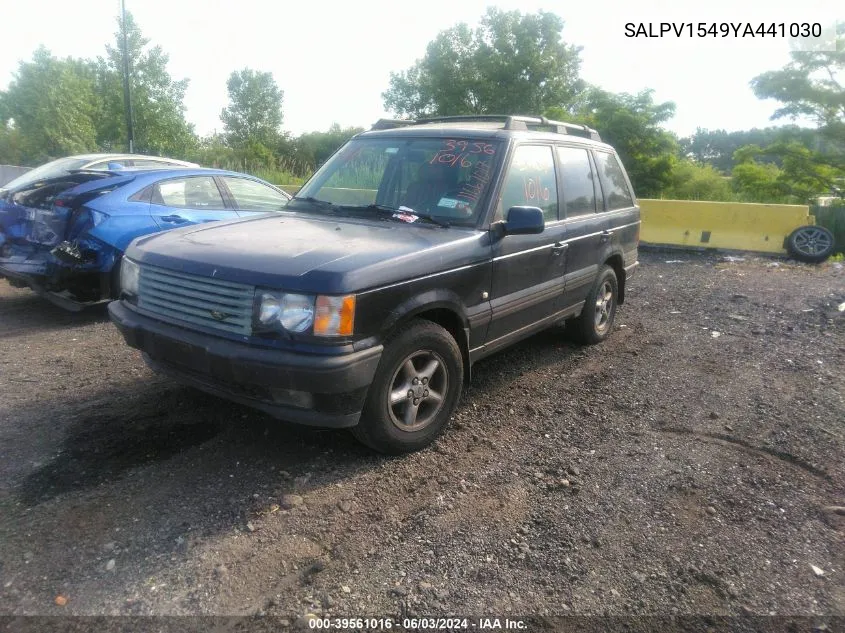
[594, 152, 634, 210]
[556, 146, 597, 217]
[497, 145, 558, 222]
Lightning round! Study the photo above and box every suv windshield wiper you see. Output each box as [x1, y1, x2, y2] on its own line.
[342, 204, 451, 228]
[290, 196, 345, 214]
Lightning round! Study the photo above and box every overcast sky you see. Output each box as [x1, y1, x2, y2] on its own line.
[0, 0, 840, 138]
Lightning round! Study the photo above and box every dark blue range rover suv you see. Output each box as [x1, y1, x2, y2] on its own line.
[109, 115, 640, 454]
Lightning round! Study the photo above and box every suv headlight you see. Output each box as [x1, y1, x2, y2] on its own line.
[256, 291, 314, 332]
[120, 258, 140, 297]
[254, 290, 355, 336]
[278, 293, 315, 332]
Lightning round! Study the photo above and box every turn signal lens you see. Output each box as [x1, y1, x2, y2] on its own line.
[313, 295, 355, 337]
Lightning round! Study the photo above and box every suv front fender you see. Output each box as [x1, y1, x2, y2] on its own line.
[381, 289, 472, 383]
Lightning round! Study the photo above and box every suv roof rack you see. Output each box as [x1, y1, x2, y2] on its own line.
[371, 115, 601, 142]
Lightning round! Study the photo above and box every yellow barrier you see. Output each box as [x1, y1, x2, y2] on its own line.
[639, 199, 814, 254]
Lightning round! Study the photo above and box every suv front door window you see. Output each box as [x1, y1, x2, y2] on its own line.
[495, 145, 559, 222]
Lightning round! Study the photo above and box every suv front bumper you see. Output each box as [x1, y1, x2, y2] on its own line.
[108, 300, 383, 428]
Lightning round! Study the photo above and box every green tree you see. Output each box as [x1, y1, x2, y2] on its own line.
[751, 38, 844, 138]
[549, 88, 677, 197]
[662, 160, 733, 201]
[740, 27, 845, 196]
[294, 123, 364, 170]
[680, 126, 831, 173]
[0, 124, 26, 166]
[95, 11, 196, 156]
[0, 47, 98, 163]
[732, 142, 840, 202]
[220, 69, 284, 150]
[383, 8, 583, 118]
[188, 132, 236, 168]
[731, 158, 787, 202]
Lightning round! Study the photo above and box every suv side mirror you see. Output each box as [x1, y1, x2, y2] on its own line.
[502, 206, 545, 235]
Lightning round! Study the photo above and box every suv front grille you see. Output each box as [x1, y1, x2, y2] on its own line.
[137, 264, 254, 336]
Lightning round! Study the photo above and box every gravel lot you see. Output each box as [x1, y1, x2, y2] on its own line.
[0, 251, 843, 626]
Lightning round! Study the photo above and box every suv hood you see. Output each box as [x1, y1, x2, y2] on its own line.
[127, 212, 488, 294]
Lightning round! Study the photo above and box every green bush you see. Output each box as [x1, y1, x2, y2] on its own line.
[661, 160, 733, 201]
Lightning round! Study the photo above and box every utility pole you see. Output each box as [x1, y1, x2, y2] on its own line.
[120, 0, 135, 153]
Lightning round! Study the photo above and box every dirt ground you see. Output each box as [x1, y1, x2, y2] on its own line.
[0, 251, 843, 627]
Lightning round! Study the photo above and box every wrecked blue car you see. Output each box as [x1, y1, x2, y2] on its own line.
[0, 168, 291, 310]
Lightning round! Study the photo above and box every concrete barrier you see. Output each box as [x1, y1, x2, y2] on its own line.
[638, 199, 814, 255]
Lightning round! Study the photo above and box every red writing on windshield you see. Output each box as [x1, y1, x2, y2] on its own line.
[457, 158, 493, 204]
[443, 140, 496, 155]
[428, 140, 496, 169]
[430, 152, 472, 168]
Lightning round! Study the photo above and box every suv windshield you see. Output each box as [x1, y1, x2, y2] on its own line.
[291, 137, 502, 226]
[1, 157, 91, 192]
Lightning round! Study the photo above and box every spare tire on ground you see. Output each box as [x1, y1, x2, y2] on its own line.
[786, 225, 835, 263]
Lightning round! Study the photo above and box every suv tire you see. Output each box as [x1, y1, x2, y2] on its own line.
[569, 265, 618, 345]
[786, 225, 835, 264]
[353, 320, 463, 454]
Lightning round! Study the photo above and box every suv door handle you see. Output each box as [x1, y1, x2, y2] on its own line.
[160, 215, 189, 224]
[600, 230, 614, 243]
[552, 242, 569, 256]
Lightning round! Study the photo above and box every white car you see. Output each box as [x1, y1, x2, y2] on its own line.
[0, 153, 199, 195]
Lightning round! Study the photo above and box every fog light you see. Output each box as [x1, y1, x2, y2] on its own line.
[269, 388, 314, 410]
